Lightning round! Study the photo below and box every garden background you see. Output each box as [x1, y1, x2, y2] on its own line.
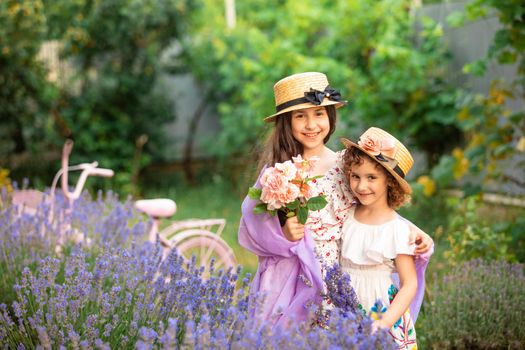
[1, 0, 524, 348]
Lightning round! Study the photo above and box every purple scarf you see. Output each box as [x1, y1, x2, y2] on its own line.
[392, 230, 433, 323]
[238, 178, 324, 329]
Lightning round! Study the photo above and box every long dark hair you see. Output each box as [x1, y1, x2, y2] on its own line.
[257, 105, 337, 171]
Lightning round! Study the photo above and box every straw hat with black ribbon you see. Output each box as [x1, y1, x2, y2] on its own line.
[264, 72, 347, 122]
[341, 127, 414, 194]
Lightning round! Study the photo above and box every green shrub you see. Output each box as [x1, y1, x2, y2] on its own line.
[182, 0, 464, 169]
[398, 182, 450, 239]
[431, 0, 525, 197]
[418, 259, 525, 349]
[444, 196, 517, 264]
[496, 215, 525, 262]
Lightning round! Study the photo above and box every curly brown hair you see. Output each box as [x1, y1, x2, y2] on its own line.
[342, 146, 410, 210]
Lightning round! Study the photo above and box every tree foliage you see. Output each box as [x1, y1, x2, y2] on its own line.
[44, 0, 193, 189]
[429, 0, 525, 196]
[0, 0, 56, 157]
[176, 0, 463, 172]
[1, 0, 193, 191]
[5, 0, 520, 196]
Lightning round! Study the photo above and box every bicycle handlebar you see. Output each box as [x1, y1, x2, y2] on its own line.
[57, 140, 114, 202]
[87, 168, 114, 177]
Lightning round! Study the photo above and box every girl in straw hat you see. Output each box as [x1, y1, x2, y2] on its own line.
[238, 72, 433, 329]
[339, 127, 420, 348]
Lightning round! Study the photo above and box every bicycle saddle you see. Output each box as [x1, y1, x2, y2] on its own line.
[135, 199, 176, 218]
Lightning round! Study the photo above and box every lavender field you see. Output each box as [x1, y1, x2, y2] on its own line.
[0, 188, 395, 349]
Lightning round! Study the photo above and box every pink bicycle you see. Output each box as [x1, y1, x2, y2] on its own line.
[11, 139, 237, 271]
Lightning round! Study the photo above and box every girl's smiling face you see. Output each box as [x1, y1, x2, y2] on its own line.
[290, 106, 330, 156]
[349, 157, 390, 209]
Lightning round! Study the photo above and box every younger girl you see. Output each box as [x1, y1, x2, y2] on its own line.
[340, 127, 420, 348]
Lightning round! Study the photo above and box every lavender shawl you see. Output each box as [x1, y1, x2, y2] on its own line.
[238, 177, 324, 329]
[392, 234, 433, 322]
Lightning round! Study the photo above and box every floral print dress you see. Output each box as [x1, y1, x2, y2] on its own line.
[340, 207, 417, 349]
[305, 151, 354, 268]
[302, 152, 354, 319]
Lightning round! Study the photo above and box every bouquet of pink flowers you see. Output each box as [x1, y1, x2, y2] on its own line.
[248, 155, 328, 224]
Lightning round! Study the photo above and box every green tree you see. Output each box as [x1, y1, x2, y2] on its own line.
[0, 0, 56, 157]
[431, 0, 525, 195]
[44, 0, 194, 190]
[424, 0, 525, 264]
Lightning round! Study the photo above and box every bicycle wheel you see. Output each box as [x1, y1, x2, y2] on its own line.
[174, 232, 237, 275]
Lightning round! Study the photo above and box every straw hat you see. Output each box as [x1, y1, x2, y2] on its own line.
[265, 72, 347, 122]
[341, 127, 414, 194]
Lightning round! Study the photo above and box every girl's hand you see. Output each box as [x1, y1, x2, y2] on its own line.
[408, 225, 434, 255]
[371, 320, 389, 334]
[282, 216, 305, 242]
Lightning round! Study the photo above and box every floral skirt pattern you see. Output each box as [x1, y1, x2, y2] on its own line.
[367, 284, 417, 349]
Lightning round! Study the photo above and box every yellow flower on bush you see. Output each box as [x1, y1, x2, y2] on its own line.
[489, 85, 506, 105]
[8, 3, 21, 16]
[457, 107, 470, 121]
[486, 161, 496, 175]
[470, 133, 485, 147]
[417, 175, 436, 197]
[452, 148, 469, 179]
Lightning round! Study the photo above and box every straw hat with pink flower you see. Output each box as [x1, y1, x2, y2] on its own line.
[341, 127, 414, 194]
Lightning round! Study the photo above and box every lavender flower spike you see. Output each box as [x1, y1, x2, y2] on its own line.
[323, 263, 360, 316]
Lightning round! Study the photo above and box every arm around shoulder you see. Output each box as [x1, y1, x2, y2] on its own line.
[402, 217, 434, 257]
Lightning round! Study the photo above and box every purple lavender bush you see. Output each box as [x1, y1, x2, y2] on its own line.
[0, 240, 249, 348]
[0, 187, 147, 307]
[1, 186, 63, 305]
[1, 186, 395, 349]
[70, 189, 149, 248]
[418, 259, 525, 349]
[0, 243, 394, 349]
[323, 263, 360, 317]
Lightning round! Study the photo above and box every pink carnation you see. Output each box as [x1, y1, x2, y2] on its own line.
[259, 168, 300, 210]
